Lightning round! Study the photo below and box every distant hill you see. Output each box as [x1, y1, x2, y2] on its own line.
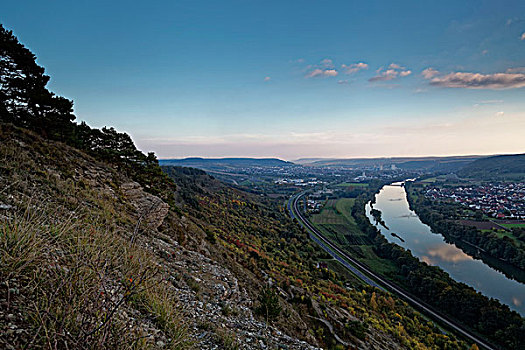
[293, 158, 336, 165]
[298, 155, 481, 171]
[458, 153, 525, 180]
[159, 157, 294, 170]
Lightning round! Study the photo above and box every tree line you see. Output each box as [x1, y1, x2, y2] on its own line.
[350, 186, 525, 350]
[0, 24, 175, 204]
[405, 182, 525, 270]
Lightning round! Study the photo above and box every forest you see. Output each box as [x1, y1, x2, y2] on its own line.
[0, 25, 180, 205]
[160, 165, 473, 349]
[457, 154, 525, 181]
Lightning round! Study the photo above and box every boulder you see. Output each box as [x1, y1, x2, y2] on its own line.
[121, 182, 169, 229]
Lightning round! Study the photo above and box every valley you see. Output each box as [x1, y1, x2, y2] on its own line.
[2, 18, 525, 350]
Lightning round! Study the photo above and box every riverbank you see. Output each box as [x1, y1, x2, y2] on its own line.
[305, 181, 525, 349]
[405, 180, 525, 277]
[367, 183, 525, 316]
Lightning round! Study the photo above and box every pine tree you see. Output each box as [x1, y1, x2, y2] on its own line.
[255, 285, 282, 323]
[0, 24, 75, 140]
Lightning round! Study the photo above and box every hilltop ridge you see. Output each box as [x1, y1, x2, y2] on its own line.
[297, 155, 482, 171]
[457, 153, 525, 180]
[160, 157, 293, 169]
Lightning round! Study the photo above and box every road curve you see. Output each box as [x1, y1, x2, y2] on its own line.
[289, 192, 497, 350]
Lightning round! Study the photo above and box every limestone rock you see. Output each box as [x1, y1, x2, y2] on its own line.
[121, 182, 169, 229]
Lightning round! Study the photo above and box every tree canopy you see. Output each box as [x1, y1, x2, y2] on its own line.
[0, 23, 175, 203]
[0, 24, 75, 139]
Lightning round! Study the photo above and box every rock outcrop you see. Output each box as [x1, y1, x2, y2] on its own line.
[121, 182, 170, 229]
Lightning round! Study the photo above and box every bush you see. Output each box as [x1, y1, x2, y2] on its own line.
[255, 285, 282, 322]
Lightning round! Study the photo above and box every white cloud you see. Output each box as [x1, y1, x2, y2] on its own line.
[303, 59, 342, 78]
[370, 69, 397, 82]
[323, 69, 338, 77]
[264, 76, 271, 82]
[341, 62, 368, 74]
[337, 80, 349, 84]
[425, 70, 525, 89]
[473, 100, 504, 107]
[421, 68, 439, 79]
[305, 68, 338, 78]
[369, 63, 411, 82]
[513, 297, 523, 307]
[388, 63, 404, 70]
[320, 58, 334, 68]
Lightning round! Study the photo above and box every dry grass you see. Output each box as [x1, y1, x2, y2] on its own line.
[1, 126, 189, 349]
[0, 204, 189, 349]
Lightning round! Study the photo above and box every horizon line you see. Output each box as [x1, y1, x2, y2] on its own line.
[157, 152, 522, 162]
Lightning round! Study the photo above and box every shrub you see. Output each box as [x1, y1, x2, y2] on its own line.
[255, 285, 282, 322]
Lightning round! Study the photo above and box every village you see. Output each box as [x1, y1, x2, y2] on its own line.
[425, 182, 525, 219]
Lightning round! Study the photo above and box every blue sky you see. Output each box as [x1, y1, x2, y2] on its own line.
[2, 0, 525, 159]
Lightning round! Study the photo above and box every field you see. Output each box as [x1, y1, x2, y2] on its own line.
[335, 198, 357, 225]
[461, 221, 525, 249]
[495, 220, 525, 229]
[355, 245, 396, 275]
[457, 220, 502, 230]
[311, 199, 365, 244]
[501, 223, 525, 228]
[311, 200, 346, 224]
[465, 219, 525, 247]
[311, 198, 397, 276]
[419, 177, 438, 183]
[335, 182, 369, 188]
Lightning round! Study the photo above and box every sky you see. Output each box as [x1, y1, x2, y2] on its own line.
[1, 0, 525, 160]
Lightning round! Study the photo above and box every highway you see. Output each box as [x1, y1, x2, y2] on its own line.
[289, 192, 497, 350]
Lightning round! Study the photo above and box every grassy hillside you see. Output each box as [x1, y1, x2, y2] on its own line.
[458, 153, 525, 180]
[0, 124, 473, 349]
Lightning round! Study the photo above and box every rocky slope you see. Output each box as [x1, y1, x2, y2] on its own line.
[0, 124, 469, 349]
[0, 124, 318, 349]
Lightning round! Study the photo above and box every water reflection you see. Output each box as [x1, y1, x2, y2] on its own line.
[425, 244, 473, 264]
[366, 183, 525, 316]
[397, 214, 417, 218]
[420, 256, 432, 265]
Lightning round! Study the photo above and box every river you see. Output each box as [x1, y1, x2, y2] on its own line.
[365, 182, 525, 316]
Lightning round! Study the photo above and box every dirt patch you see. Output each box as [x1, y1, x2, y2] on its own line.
[457, 220, 502, 230]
